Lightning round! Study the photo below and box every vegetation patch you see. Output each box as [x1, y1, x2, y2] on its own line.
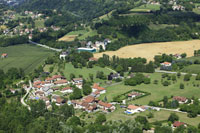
[0, 44, 55, 73]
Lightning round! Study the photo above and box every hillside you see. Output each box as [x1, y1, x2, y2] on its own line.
[94, 40, 200, 61]
[17, 0, 133, 19]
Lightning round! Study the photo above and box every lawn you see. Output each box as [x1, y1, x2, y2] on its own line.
[0, 44, 55, 73]
[106, 106, 200, 127]
[130, 4, 160, 12]
[63, 63, 112, 83]
[99, 73, 200, 105]
[181, 64, 200, 74]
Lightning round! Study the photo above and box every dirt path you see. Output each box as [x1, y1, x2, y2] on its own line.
[94, 40, 200, 61]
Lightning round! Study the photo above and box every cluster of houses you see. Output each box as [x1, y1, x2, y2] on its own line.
[77, 39, 111, 53]
[169, 0, 185, 11]
[70, 83, 115, 113]
[28, 74, 116, 112]
[28, 75, 83, 108]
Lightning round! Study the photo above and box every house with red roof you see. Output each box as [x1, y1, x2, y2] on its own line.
[125, 105, 145, 114]
[54, 79, 68, 86]
[160, 62, 172, 71]
[161, 62, 172, 67]
[83, 96, 95, 104]
[173, 121, 186, 128]
[98, 101, 115, 112]
[173, 96, 188, 104]
[92, 83, 106, 94]
[52, 96, 65, 106]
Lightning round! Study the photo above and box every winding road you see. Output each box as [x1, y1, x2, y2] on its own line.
[21, 80, 32, 110]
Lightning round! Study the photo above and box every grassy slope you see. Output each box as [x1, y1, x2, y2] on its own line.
[0, 44, 55, 73]
[100, 73, 200, 104]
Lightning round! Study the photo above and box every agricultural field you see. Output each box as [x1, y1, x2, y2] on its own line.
[99, 73, 200, 105]
[130, 4, 160, 12]
[94, 40, 200, 61]
[58, 28, 98, 41]
[0, 44, 55, 73]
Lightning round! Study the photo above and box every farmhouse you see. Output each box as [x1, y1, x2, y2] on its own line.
[125, 105, 145, 114]
[1, 53, 8, 58]
[173, 96, 188, 104]
[160, 62, 172, 71]
[173, 121, 186, 128]
[59, 51, 69, 60]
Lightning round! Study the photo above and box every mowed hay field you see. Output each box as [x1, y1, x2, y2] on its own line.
[0, 44, 55, 73]
[58, 35, 77, 42]
[94, 40, 200, 61]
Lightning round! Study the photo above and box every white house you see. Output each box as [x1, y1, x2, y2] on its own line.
[59, 52, 69, 60]
[73, 78, 83, 83]
[160, 62, 172, 67]
[125, 105, 145, 114]
[61, 87, 73, 93]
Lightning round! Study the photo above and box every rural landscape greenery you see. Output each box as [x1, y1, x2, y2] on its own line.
[1, 0, 200, 132]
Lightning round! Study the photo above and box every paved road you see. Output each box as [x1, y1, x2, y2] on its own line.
[21, 80, 32, 110]
[145, 105, 200, 116]
[29, 40, 62, 52]
[155, 69, 197, 76]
